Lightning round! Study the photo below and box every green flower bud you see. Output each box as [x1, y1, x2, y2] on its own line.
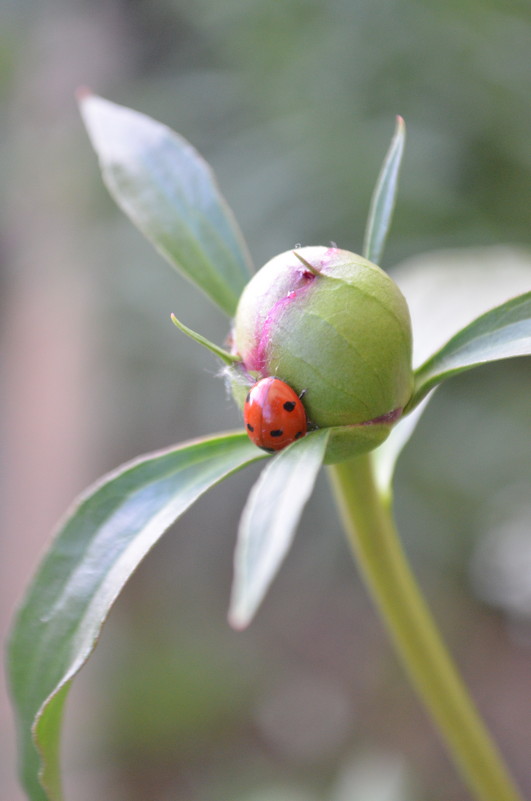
[231, 246, 414, 463]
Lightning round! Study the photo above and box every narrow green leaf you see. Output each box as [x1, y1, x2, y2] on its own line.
[229, 429, 330, 629]
[170, 313, 240, 365]
[363, 116, 406, 266]
[410, 291, 531, 409]
[79, 93, 253, 317]
[7, 432, 266, 801]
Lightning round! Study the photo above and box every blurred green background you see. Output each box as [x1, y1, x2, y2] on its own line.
[1, 1, 530, 800]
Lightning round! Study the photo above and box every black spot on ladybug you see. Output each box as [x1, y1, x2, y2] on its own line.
[283, 401, 296, 412]
[295, 431, 303, 439]
[246, 423, 254, 432]
[270, 430, 283, 437]
[245, 392, 251, 403]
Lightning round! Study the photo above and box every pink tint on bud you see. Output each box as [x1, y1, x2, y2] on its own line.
[317, 247, 342, 269]
[244, 266, 316, 375]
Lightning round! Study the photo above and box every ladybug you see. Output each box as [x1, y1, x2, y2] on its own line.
[243, 377, 307, 453]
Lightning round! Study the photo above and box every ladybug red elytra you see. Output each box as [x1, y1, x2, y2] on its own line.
[243, 377, 307, 453]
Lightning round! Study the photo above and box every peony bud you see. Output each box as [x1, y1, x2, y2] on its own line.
[230, 246, 413, 463]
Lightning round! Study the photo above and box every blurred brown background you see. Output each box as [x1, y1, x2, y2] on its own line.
[1, 1, 531, 800]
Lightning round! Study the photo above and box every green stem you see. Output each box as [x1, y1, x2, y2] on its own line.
[328, 453, 523, 801]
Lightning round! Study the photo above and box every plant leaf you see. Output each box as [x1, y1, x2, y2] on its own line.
[378, 246, 531, 476]
[79, 93, 253, 317]
[362, 116, 406, 266]
[372, 393, 434, 501]
[170, 312, 239, 365]
[393, 245, 531, 370]
[7, 432, 266, 801]
[410, 291, 531, 409]
[229, 429, 330, 629]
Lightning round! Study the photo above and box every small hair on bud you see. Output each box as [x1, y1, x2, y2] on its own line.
[292, 250, 322, 276]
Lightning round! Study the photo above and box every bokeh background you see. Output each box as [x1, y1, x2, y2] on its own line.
[2, 1, 531, 800]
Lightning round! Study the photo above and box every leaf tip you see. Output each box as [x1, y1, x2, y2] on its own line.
[393, 115, 406, 144]
[75, 85, 93, 104]
[227, 609, 249, 631]
[227, 590, 255, 630]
